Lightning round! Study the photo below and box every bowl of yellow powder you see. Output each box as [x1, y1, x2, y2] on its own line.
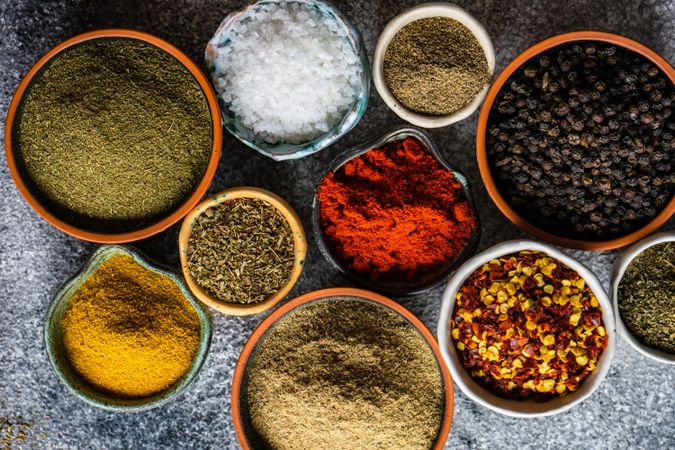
[44, 245, 212, 412]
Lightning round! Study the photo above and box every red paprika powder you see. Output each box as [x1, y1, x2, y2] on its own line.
[318, 136, 476, 283]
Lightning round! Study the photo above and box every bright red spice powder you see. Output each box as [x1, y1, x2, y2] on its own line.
[319, 136, 476, 283]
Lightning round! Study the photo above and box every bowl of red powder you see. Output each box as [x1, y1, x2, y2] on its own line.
[313, 127, 480, 295]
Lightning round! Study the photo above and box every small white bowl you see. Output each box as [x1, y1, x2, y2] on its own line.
[611, 232, 675, 365]
[373, 2, 495, 128]
[437, 240, 616, 417]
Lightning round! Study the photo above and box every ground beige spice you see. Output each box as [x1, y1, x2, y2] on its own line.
[61, 254, 201, 398]
[245, 298, 444, 450]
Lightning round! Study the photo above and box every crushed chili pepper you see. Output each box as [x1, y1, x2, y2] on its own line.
[451, 250, 608, 400]
[318, 136, 476, 283]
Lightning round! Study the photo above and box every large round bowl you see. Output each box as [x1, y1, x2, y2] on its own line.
[437, 240, 616, 417]
[611, 232, 675, 364]
[231, 287, 454, 449]
[205, 0, 370, 160]
[44, 245, 212, 412]
[5, 29, 223, 243]
[477, 31, 675, 251]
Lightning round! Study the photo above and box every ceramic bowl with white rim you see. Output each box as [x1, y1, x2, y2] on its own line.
[373, 2, 495, 128]
[611, 232, 675, 365]
[437, 240, 616, 417]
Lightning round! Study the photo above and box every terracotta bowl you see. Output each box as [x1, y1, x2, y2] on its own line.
[231, 287, 454, 449]
[178, 187, 307, 316]
[611, 231, 675, 364]
[44, 245, 212, 412]
[438, 240, 616, 417]
[5, 29, 223, 243]
[312, 126, 480, 296]
[477, 31, 675, 250]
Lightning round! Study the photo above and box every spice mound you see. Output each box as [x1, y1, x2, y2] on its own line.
[245, 298, 444, 450]
[384, 17, 490, 116]
[186, 198, 294, 304]
[487, 42, 673, 240]
[61, 254, 201, 399]
[618, 241, 675, 354]
[451, 251, 608, 399]
[319, 136, 476, 285]
[212, 1, 361, 144]
[15, 38, 212, 230]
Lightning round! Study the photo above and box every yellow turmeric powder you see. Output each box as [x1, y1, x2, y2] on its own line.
[61, 254, 201, 399]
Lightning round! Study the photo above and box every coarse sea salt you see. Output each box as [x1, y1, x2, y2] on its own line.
[216, 1, 362, 144]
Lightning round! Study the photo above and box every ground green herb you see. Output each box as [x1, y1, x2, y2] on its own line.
[245, 298, 444, 450]
[618, 242, 675, 354]
[186, 198, 294, 304]
[383, 16, 490, 116]
[15, 38, 212, 229]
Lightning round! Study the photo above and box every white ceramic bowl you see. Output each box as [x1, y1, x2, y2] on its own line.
[373, 2, 495, 128]
[611, 232, 675, 365]
[437, 240, 616, 417]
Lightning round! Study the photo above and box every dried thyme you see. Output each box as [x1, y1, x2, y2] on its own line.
[186, 198, 294, 304]
[245, 298, 444, 450]
[383, 17, 490, 116]
[15, 38, 212, 230]
[618, 241, 675, 354]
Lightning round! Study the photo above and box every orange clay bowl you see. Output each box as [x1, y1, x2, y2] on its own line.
[178, 187, 307, 316]
[4, 29, 223, 243]
[231, 287, 454, 449]
[477, 31, 675, 251]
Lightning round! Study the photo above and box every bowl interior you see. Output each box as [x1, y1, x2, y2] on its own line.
[233, 289, 453, 449]
[478, 32, 675, 250]
[312, 127, 480, 296]
[205, 0, 370, 160]
[179, 187, 307, 316]
[6, 30, 222, 243]
[44, 245, 212, 412]
[438, 240, 616, 417]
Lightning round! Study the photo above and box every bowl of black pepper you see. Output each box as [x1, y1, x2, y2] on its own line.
[477, 31, 674, 250]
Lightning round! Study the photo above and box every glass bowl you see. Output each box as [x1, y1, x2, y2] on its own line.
[205, 0, 370, 161]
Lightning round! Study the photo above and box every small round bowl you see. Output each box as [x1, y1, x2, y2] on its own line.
[312, 126, 480, 296]
[373, 2, 495, 128]
[44, 245, 212, 412]
[205, 0, 370, 161]
[5, 29, 223, 244]
[437, 240, 616, 417]
[611, 231, 675, 364]
[179, 187, 307, 316]
[477, 31, 675, 251]
[231, 287, 454, 449]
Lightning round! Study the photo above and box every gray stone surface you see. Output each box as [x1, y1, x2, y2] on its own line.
[1, 0, 673, 448]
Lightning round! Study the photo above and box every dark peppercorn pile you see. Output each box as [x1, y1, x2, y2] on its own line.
[487, 42, 673, 240]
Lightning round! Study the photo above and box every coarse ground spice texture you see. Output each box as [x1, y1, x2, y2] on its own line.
[61, 255, 201, 398]
[319, 136, 476, 284]
[451, 251, 608, 400]
[245, 298, 444, 450]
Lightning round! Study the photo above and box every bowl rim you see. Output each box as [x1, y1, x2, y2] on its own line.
[43, 245, 213, 412]
[205, 0, 370, 160]
[476, 30, 675, 251]
[5, 28, 223, 243]
[230, 287, 454, 449]
[373, 2, 495, 128]
[178, 186, 307, 316]
[311, 125, 481, 296]
[610, 231, 675, 364]
[437, 239, 616, 417]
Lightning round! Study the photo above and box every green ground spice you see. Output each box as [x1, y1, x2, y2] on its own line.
[618, 242, 675, 354]
[1, 415, 33, 450]
[186, 198, 294, 304]
[383, 16, 490, 116]
[245, 298, 444, 450]
[15, 38, 212, 229]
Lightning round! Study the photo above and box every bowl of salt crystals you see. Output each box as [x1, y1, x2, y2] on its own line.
[206, 0, 370, 160]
